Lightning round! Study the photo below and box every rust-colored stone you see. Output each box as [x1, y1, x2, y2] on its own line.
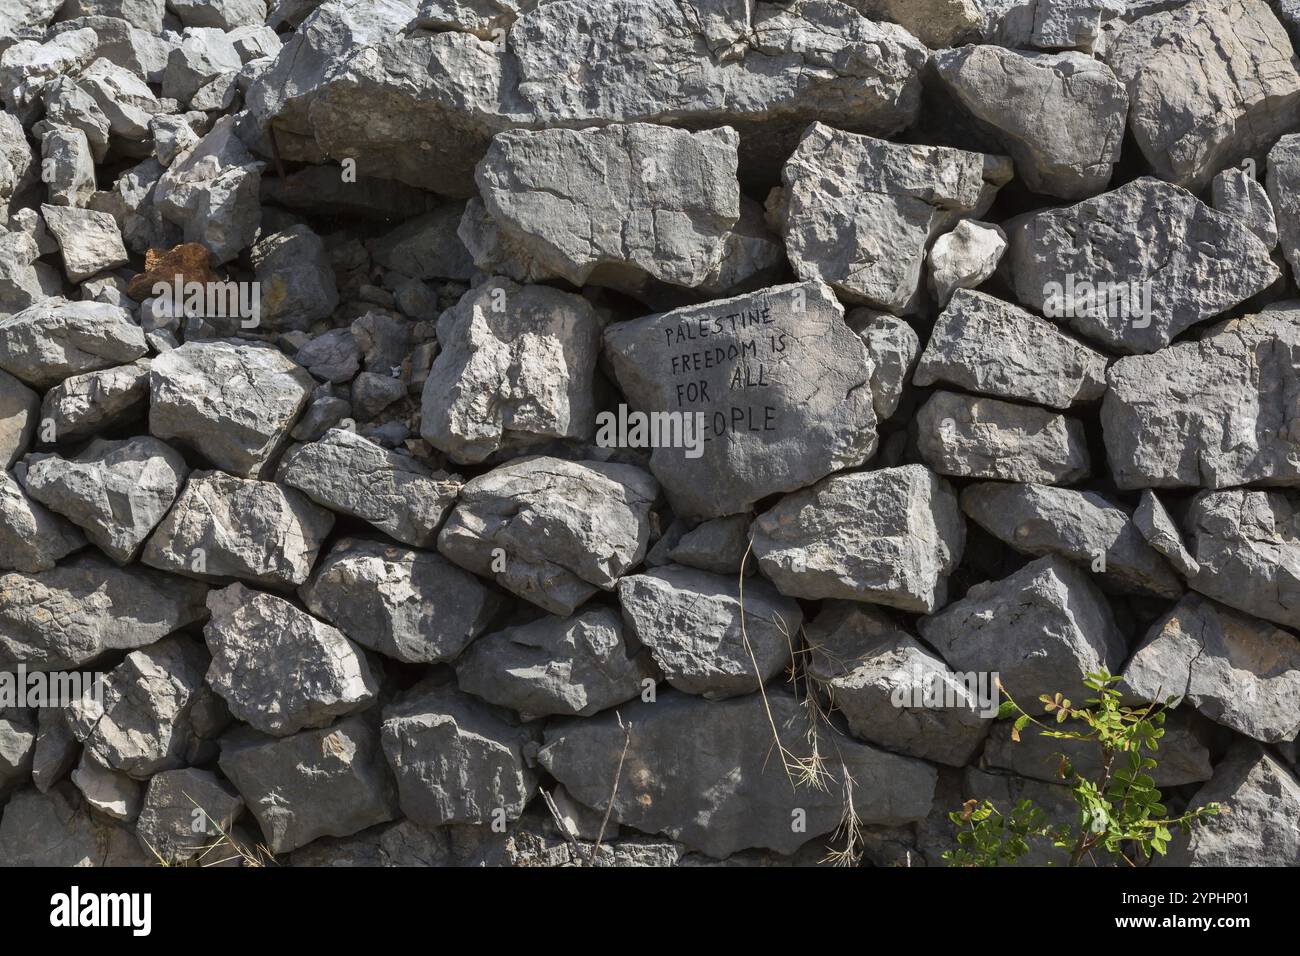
[127, 243, 221, 301]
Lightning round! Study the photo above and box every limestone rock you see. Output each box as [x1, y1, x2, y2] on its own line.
[1004, 178, 1279, 354]
[454, 606, 656, 718]
[918, 555, 1127, 703]
[203, 583, 378, 737]
[141, 471, 334, 588]
[751, 465, 964, 613]
[149, 339, 315, 479]
[438, 456, 658, 615]
[0, 555, 207, 671]
[603, 280, 877, 521]
[22, 436, 189, 564]
[913, 290, 1108, 410]
[0, 473, 85, 573]
[277, 428, 460, 548]
[420, 279, 603, 464]
[617, 565, 802, 700]
[301, 537, 504, 665]
[0, 300, 146, 389]
[917, 391, 1091, 485]
[1121, 594, 1300, 743]
[926, 221, 1007, 307]
[777, 123, 1010, 313]
[135, 767, 245, 864]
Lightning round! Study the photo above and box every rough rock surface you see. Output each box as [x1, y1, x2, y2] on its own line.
[204, 583, 378, 737]
[540, 690, 937, 859]
[1102, 306, 1300, 489]
[141, 470, 334, 588]
[1005, 178, 1280, 354]
[301, 537, 502, 665]
[752, 465, 964, 613]
[1121, 594, 1300, 743]
[603, 280, 876, 521]
[960, 482, 1182, 597]
[277, 428, 460, 548]
[917, 391, 1091, 485]
[777, 123, 1010, 313]
[455, 607, 656, 718]
[617, 565, 802, 700]
[918, 556, 1128, 703]
[913, 290, 1108, 409]
[438, 457, 658, 615]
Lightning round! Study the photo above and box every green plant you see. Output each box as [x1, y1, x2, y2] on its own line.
[945, 670, 1222, 867]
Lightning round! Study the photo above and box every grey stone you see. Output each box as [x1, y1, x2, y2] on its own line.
[410, 0, 532, 36]
[0, 473, 85, 573]
[421, 279, 603, 464]
[1121, 594, 1300, 743]
[617, 565, 801, 700]
[154, 116, 263, 264]
[250, 225, 341, 332]
[0, 708, 35, 794]
[1157, 743, 1300, 867]
[380, 682, 538, 827]
[540, 689, 937, 859]
[22, 437, 189, 564]
[204, 583, 378, 737]
[438, 456, 658, 615]
[476, 123, 740, 290]
[142, 471, 334, 589]
[666, 514, 753, 575]
[66, 635, 209, 779]
[1267, 133, 1300, 282]
[294, 329, 360, 384]
[0, 300, 146, 390]
[1005, 177, 1279, 354]
[0, 231, 46, 318]
[77, 56, 165, 142]
[170, 0, 268, 30]
[805, 602, 992, 766]
[0, 555, 208, 671]
[751, 465, 964, 613]
[219, 715, 399, 854]
[777, 123, 1010, 313]
[71, 753, 143, 822]
[959, 482, 1182, 598]
[927, 220, 1007, 307]
[918, 555, 1127, 704]
[1102, 306, 1300, 489]
[149, 339, 315, 479]
[1105, 0, 1300, 192]
[0, 30, 99, 116]
[1183, 486, 1300, 631]
[277, 428, 460, 548]
[913, 291, 1108, 410]
[455, 606, 656, 718]
[852, 311, 920, 421]
[31, 708, 78, 793]
[1134, 490, 1200, 577]
[846, 0, 983, 47]
[982, 0, 1127, 54]
[162, 27, 242, 106]
[917, 391, 1091, 485]
[1213, 163, 1278, 249]
[0, 369, 37, 469]
[39, 360, 151, 443]
[42, 201, 129, 283]
[135, 767, 245, 864]
[371, 203, 475, 280]
[603, 280, 877, 521]
[301, 537, 504, 664]
[0, 784, 149, 866]
[256, 0, 927, 197]
[349, 371, 405, 421]
[41, 76, 111, 163]
[40, 125, 96, 208]
[935, 46, 1126, 199]
[59, 0, 165, 30]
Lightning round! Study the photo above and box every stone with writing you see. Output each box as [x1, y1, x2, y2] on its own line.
[603, 279, 877, 521]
